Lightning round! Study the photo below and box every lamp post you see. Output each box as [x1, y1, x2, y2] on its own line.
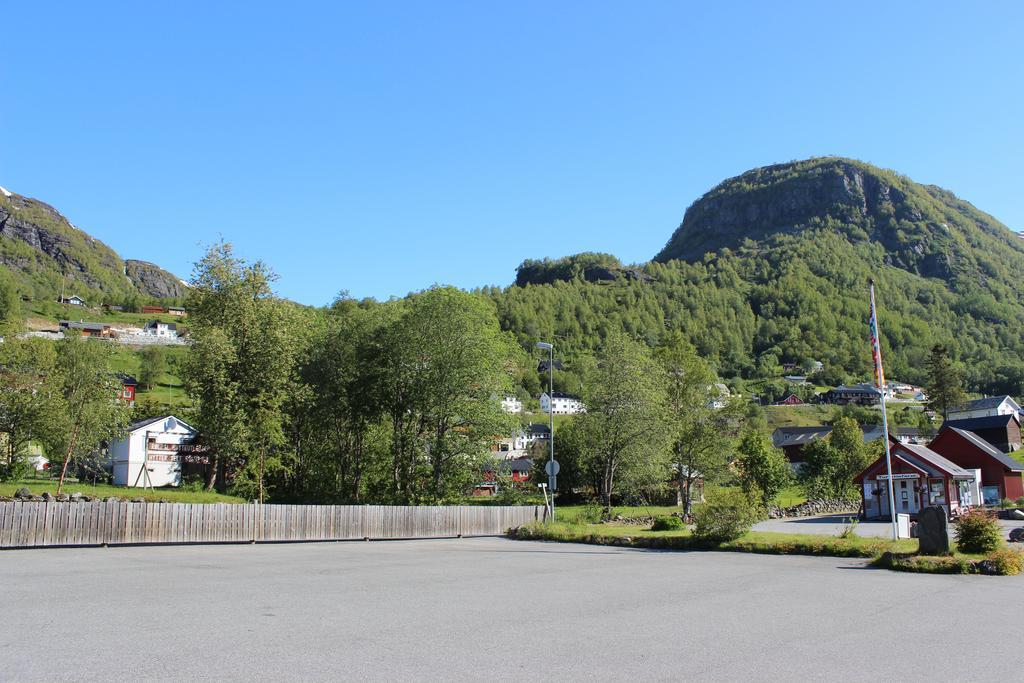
[536, 341, 555, 521]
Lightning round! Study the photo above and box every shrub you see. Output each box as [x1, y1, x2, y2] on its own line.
[1016, 497, 1024, 507]
[650, 515, 685, 532]
[983, 549, 1024, 576]
[999, 498, 1015, 509]
[954, 508, 1004, 554]
[693, 489, 764, 543]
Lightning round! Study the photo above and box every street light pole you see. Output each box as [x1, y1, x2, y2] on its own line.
[537, 341, 555, 521]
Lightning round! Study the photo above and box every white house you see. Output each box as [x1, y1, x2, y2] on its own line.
[108, 415, 207, 487]
[708, 383, 732, 409]
[540, 391, 585, 415]
[947, 396, 1022, 422]
[500, 395, 523, 414]
[143, 320, 178, 339]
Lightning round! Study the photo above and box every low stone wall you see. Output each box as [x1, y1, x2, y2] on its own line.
[768, 499, 860, 519]
[0, 488, 157, 504]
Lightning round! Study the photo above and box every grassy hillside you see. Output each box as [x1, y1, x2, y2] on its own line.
[488, 158, 1024, 397]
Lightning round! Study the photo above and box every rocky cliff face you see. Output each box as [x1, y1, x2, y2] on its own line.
[125, 259, 186, 299]
[0, 188, 185, 302]
[653, 157, 1020, 285]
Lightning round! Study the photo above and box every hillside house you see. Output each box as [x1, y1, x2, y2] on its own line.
[709, 383, 731, 409]
[773, 394, 804, 406]
[941, 414, 1021, 453]
[527, 423, 551, 441]
[108, 415, 209, 487]
[474, 458, 533, 496]
[540, 391, 585, 415]
[142, 305, 165, 314]
[58, 295, 85, 306]
[773, 424, 885, 468]
[854, 437, 978, 520]
[117, 373, 137, 406]
[500, 395, 523, 414]
[167, 307, 186, 317]
[947, 395, 1021, 422]
[143, 320, 178, 339]
[929, 427, 1024, 504]
[822, 383, 892, 405]
[59, 320, 113, 338]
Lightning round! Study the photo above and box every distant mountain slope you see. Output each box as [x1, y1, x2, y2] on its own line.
[491, 158, 1024, 396]
[654, 157, 1024, 286]
[0, 187, 185, 304]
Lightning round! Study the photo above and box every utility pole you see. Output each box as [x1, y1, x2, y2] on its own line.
[537, 341, 555, 521]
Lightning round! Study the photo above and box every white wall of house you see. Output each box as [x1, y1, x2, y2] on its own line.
[109, 416, 198, 487]
[500, 396, 523, 414]
[144, 322, 177, 339]
[540, 392, 585, 415]
[947, 397, 1021, 422]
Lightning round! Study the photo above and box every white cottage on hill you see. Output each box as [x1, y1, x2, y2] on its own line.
[109, 415, 208, 487]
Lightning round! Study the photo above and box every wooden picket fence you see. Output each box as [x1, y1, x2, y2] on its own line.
[0, 502, 542, 549]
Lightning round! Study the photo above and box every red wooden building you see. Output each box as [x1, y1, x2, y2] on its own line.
[854, 437, 976, 520]
[928, 427, 1024, 504]
[473, 458, 532, 496]
[773, 394, 804, 406]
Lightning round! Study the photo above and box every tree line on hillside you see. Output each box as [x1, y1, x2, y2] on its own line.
[483, 226, 1024, 399]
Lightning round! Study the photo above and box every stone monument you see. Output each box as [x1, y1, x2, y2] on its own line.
[916, 506, 949, 555]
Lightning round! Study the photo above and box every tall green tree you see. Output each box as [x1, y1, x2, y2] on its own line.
[575, 331, 669, 515]
[798, 416, 874, 499]
[926, 344, 965, 420]
[0, 338, 60, 480]
[183, 242, 300, 500]
[376, 287, 517, 503]
[46, 335, 131, 493]
[656, 332, 743, 514]
[139, 345, 167, 391]
[736, 428, 791, 506]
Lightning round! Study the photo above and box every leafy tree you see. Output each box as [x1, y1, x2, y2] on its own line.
[0, 270, 22, 333]
[0, 338, 59, 480]
[139, 345, 167, 391]
[798, 417, 874, 499]
[926, 344, 965, 419]
[656, 332, 743, 514]
[736, 428, 791, 506]
[573, 331, 670, 515]
[183, 242, 301, 501]
[46, 335, 131, 493]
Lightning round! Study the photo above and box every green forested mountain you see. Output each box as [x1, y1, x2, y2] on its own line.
[0, 187, 185, 305]
[486, 158, 1024, 395]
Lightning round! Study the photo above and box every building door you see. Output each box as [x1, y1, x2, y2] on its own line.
[897, 480, 919, 515]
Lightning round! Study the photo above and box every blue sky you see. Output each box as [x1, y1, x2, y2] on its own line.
[3, 2, 1021, 304]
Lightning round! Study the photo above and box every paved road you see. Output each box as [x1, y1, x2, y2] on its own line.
[754, 513, 1022, 538]
[1, 538, 1021, 682]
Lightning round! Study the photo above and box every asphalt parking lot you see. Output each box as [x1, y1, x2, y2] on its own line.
[1, 537, 1020, 682]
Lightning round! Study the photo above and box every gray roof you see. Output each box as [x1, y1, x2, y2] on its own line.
[773, 424, 884, 449]
[895, 441, 974, 480]
[943, 414, 1019, 432]
[946, 427, 1024, 472]
[954, 395, 1016, 412]
[59, 320, 108, 331]
[830, 383, 882, 395]
[126, 415, 195, 434]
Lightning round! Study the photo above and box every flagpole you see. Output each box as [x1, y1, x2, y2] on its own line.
[869, 279, 898, 541]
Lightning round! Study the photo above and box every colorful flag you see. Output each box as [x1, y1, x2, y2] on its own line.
[868, 283, 885, 389]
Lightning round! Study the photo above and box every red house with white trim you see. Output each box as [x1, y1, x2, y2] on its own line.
[854, 437, 977, 520]
[928, 427, 1024, 505]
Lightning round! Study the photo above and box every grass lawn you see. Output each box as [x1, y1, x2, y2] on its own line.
[1, 476, 244, 504]
[763, 404, 834, 428]
[512, 521, 1021, 574]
